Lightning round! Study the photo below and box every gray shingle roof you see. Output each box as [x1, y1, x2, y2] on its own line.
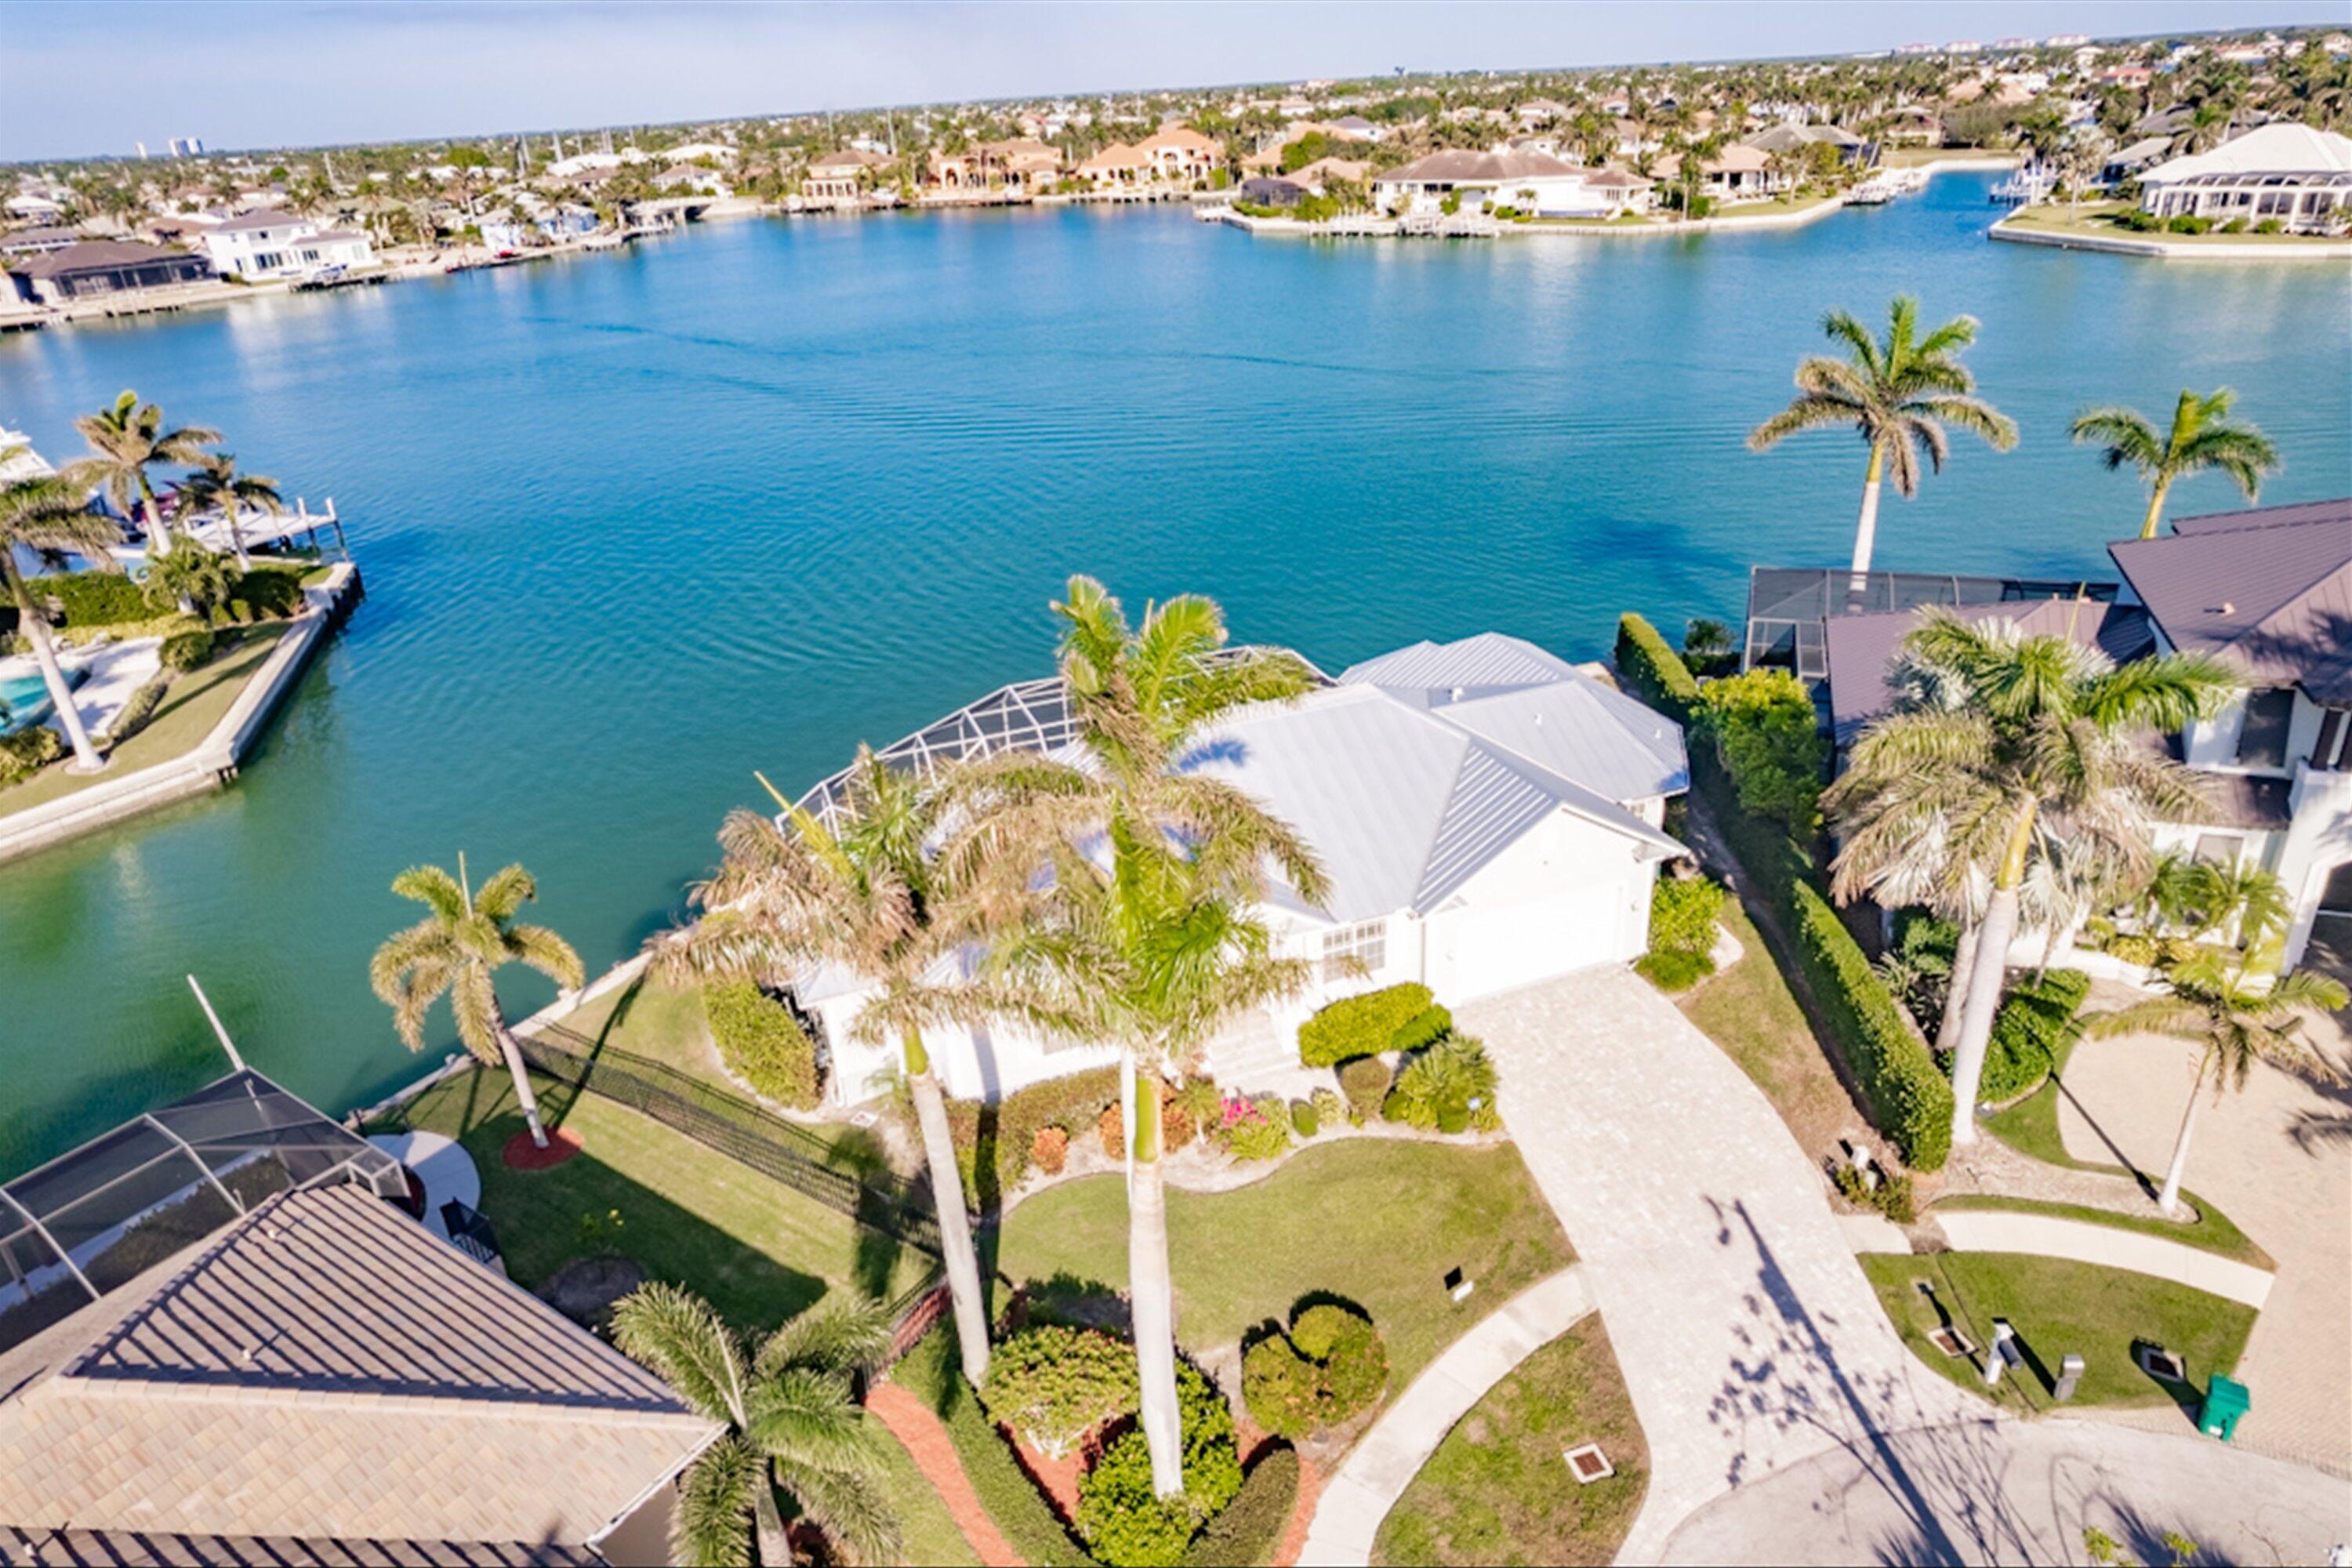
[2108, 500, 2352, 703]
[1377, 148, 1585, 183]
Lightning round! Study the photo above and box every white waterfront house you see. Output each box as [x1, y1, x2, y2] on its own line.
[200, 209, 374, 281]
[2136, 122, 2352, 231]
[1372, 149, 1651, 217]
[793, 633, 1692, 1104]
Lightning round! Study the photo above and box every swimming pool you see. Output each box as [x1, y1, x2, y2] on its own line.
[0, 664, 84, 734]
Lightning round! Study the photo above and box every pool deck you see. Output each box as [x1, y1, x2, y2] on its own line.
[0, 562, 363, 866]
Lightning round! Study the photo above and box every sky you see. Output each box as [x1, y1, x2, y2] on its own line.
[5, 1, 2329, 163]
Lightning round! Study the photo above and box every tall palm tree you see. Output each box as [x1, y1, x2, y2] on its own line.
[2084, 952, 2346, 1215]
[1828, 612, 2237, 1146]
[1748, 295, 2018, 594]
[0, 451, 124, 773]
[66, 391, 220, 557]
[174, 452, 284, 571]
[612, 1282, 898, 1567]
[965, 577, 1327, 1497]
[370, 855, 583, 1149]
[652, 750, 1028, 1387]
[2069, 389, 2280, 539]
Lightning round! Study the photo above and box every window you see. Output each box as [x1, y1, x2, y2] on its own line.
[2236, 688, 2295, 769]
[2314, 709, 2350, 772]
[1320, 920, 1387, 982]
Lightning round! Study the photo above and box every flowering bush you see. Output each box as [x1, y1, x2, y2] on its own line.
[1218, 1095, 1291, 1162]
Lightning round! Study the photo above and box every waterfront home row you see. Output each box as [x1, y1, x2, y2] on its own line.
[4, 208, 376, 307]
[1746, 495, 2352, 971]
[789, 632, 1691, 1104]
[2136, 122, 2352, 234]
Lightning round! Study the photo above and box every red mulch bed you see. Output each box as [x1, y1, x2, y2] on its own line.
[503, 1127, 585, 1170]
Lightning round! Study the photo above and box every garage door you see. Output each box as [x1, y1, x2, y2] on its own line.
[1433, 882, 1633, 1001]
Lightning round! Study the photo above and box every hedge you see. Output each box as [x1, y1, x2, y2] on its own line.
[1967, 968, 2089, 1107]
[1613, 612, 1700, 719]
[107, 675, 171, 745]
[30, 570, 150, 627]
[160, 627, 216, 671]
[940, 1065, 1123, 1208]
[1179, 1446, 1299, 1568]
[704, 982, 821, 1109]
[1297, 983, 1446, 1068]
[1789, 880, 1953, 1171]
[898, 1330, 1099, 1566]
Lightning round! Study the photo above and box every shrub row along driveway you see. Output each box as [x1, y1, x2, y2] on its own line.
[1455, 967, 2350, 1566]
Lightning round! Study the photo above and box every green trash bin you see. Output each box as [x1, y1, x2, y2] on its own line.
[2200, 1374, 2251, 1441]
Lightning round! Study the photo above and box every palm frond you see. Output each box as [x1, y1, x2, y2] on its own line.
[612, 1281, 753, 1428]
[673, 1434, 760, 1568]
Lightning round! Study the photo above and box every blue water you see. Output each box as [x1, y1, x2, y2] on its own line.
[0, 173, 2346, 1171]
[0, 667, 78, 733]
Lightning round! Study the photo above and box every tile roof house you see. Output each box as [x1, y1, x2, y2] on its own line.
[0, 1074, 715, 1566]
[793, 633, 1690, 1101]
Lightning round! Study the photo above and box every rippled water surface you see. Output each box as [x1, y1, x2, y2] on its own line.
[2, 176, 2347, 1167]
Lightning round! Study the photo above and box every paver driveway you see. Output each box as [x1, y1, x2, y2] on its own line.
[1458, 967, 1984, 1565]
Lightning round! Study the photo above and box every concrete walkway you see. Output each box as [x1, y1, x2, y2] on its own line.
[1295, 1267, 1592, 1566]
[1458, 968, 1982, 1565]
[1931, 1207, 2274, 1308]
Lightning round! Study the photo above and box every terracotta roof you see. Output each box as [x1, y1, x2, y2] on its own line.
[0, 1185, 714, 1549]
[1, 1526, 599, 1566]
[2108, 500, 2352, 703]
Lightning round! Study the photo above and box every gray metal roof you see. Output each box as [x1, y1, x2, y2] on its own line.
[2109, 500, 2352, 704]
[1822, 598, 2156, 746]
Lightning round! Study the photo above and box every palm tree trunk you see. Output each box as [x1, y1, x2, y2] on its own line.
[1126, 1069, 1186, 1498]
[17, 601, 104, 772]
[1947, 812, 2036, 1146]
[1936, 917, 1980, 1057]
[906, 1036, 989, 1385]
[491, 1004, 550, 1148]
[753, 1471, 792, 1568]
[1847, 445, 1887, 597]
[224, 497, 250, 571]
[140, 488, 175, 556]
[2140, 478, 2172, 540]
[2156, 1055, 2208, 1218]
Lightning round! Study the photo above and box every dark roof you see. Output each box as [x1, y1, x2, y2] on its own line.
[2189, 767, 2296, 830]
[1238, 176, 1308, 204]
[13, 240, 202, 278]
[1822, 597, 2155, 746]
[2107, 499, 2352, 704]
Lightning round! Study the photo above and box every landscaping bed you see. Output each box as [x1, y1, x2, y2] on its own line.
[1861, 1251, 2255, 1416]
[1370, 1320, 1646, 1567]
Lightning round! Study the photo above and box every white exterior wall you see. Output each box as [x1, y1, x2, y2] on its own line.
[203, 222, 373, 281]
[807, 989, 1122, 1108]
[1423, 809, 1657, 1002]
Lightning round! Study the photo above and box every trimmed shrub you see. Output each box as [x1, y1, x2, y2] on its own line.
[1242, 1303, 1389, 1438]
[940, 1065, 1123, 1207]
[1790, 880, 1952, 1171]
[1179, 1446, 1298, 1568]
[1077, 1363, 1241, 1567]
[1635, 947, 1714, 992]
[1697, 668, 1824, 829]
[703, 982, 820, 1109]
[1289, 1098, 1319, 1138]
[1297, 982, 1448, 1068]
[160, 626, 216, 671]
[1309, 1086, 1345, 1131]
[980, 1325, 1138, 1457]
[1832, 1162, 1916, 1225]
[31, 570, 148, 627]
[2107, 932, 2161, 967]
[898, 1333, 1098, 1566]
[1032, 1124, 1070, 1175]
[1613, 612, 1700, 718]
[1650, 874, 1725, 958]
[1336, 1057, 1390, 1123]
[1160, 1098, 1196, 1152]
[107, 675, 172, 745]
[0, 725, 64, 785]
[1965, 968, 2089, 1106]
[1383, 1036, 1500, 1134]
[1098, 1102, 1125, 1159]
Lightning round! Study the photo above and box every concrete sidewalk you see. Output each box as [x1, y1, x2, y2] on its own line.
[1294, 1266, 1592, 1566]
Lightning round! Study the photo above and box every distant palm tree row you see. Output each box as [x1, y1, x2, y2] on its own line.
[1749, 294, 2281, 586]
[0, 390, 289, 777]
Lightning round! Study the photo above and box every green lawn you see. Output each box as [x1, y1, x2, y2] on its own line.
[1371, 1321, 1646, 1567]
[0, 626, 287, 815]
[1710, 193, 1837, 219]
[870, 1421, 984, 1568]
[1932, 1193, 2271, 1269]
[1861, 1252, 2255, 1416]
[545, 972, 724, 1083]
[994, 1138, 1572, 1385]
[390, 1065, 933, 1329]
[1994, 201, 2343, 245]
[1679, 900, 1859, 1160]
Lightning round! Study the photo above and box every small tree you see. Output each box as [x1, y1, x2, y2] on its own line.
[1697, 668, 1826, 829]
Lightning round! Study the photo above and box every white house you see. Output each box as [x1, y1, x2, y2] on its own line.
[792, 633, 1691, 1105]
[200, 209, 374, 281]
[1373, 149, 1646, 216]
[2137, 122, 2352, 231]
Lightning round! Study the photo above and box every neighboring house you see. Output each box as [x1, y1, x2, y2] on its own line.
[1326, 114, 1382, 143]
[653, 162, 726, 193]
[200, 209, 374, 281]
[1373, 148, 1624, 215]
[803, 148, 891, 202]
[2103, 134, 2176, 183]
[2137, 122, 2352, 232]
[1285, 155, 1374, 194]
[0, 226, 80, 256]
[8, 239, 212, 305]
[1744, 122, 1869, 164]
[1237, 176, 1308, 209]
[0, 1070, 716, 1566]
[3, 194, 65, 223]
[2108, 499, 2352, 968]
[1075, 141, 1150, 187]
[1135, 125, 1225, 184]
[792, 632, 1690, 1104]
[928, 139, 1062, 192]
[1653, 143, 1791, 201]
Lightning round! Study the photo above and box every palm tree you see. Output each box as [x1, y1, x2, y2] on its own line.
[612, 1282, 898, 1567]
[1748, 295, 2018, 594]
[369, 855, 583, 1149]
[2069, 389, 2281, 539]
[1827, 612, 2237, 1146]
[2084, 952, 2346, 1215]
[66, 391, 220, 557]
[174, 452, 284, 571]
[0, 451, 124, 773]
[652, 750, 1026, 1387]
[966, 576, 1327, 1497]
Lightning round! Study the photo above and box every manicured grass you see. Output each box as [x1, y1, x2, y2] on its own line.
[549, 972, 722, 1083]
[1371, 1320, 1646, 1567]
[870, 1417, 984, 1568]
[0, 626, 286, 814]
[993, 1137, 1572, 1386]
[1709, 193, 1838, 218]
[1932, 1193, 2273, 1270]
[1994, 201, 2343, 245]
[1861, 1251, 2256, 1416]
[391, 1065, 933, 1329]
[1679, 900, 1860, 1163]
